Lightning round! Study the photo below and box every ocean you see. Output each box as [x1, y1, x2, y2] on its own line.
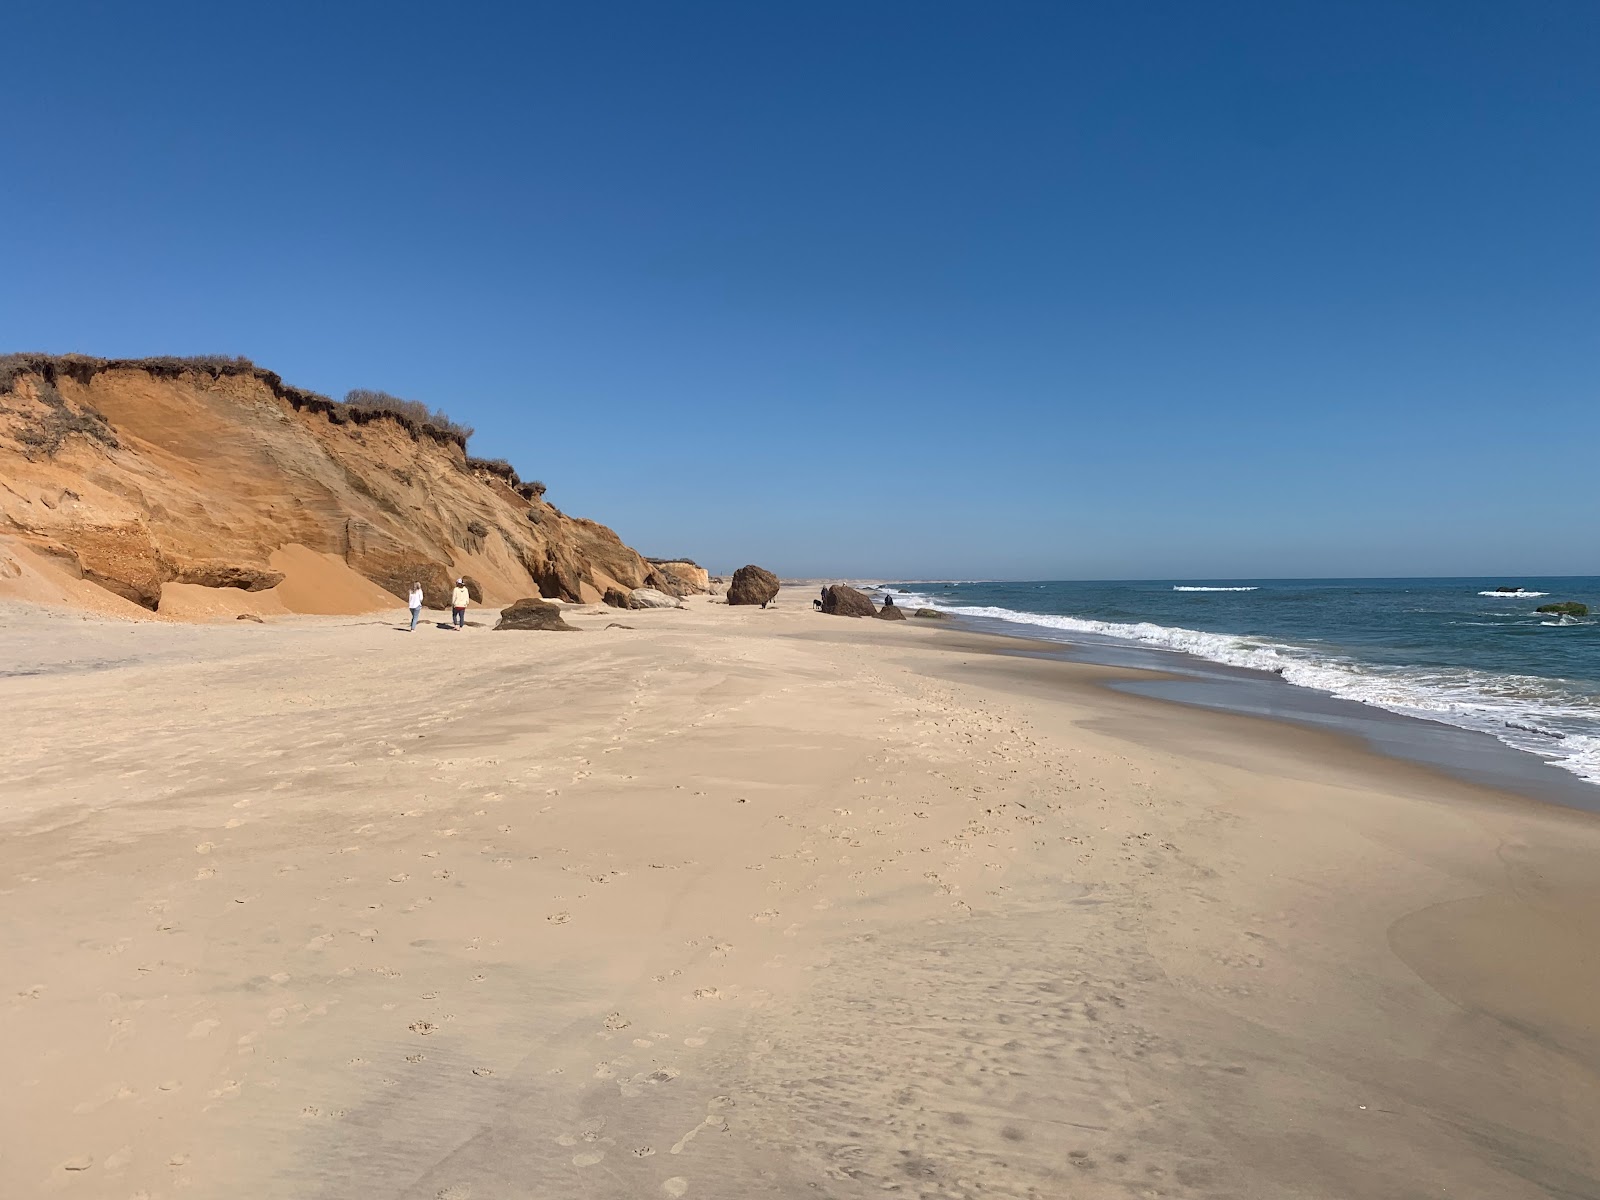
[881, 577, 1600, 794]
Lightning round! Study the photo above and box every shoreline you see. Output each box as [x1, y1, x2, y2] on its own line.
[3, 596, 1599, 1197]
[932, 612, 1600, 814]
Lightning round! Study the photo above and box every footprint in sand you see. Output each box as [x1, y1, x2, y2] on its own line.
[663, 1177, 689, 1196]
[187, 1019, 220, 1039]
[547, 912, 571, 925]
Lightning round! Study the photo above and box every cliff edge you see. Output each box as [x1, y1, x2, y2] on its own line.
[0, 354, 700, 617]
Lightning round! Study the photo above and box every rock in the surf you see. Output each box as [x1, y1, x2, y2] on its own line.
[1536, 601, 1589, 617]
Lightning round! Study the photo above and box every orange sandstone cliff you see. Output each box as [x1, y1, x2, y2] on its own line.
[0, 355, 701, 618]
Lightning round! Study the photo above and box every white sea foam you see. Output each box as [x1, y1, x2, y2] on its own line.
[1477, 589, 1549, 598]
[898, 592, 1600, 786]
[1173, 585, 1259, 592]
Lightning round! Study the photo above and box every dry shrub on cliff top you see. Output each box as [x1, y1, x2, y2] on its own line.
[341, 388, 474, 443]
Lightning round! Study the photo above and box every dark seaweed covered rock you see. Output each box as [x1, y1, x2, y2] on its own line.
[1536, 601, 1589, 617]
[495, 597, 576, 630]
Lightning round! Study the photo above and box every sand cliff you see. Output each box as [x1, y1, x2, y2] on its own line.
[0, 355, 700, 617]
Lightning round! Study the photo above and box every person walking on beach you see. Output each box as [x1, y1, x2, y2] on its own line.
[451, 578, 470, 629]
[408, 582, 424, 631]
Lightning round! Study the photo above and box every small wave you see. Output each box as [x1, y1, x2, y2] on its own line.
[1172, 586, 1259, 592]
[1478, 589, 1549, 598]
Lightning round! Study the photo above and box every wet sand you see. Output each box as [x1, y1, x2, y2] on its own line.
[3, 597, 1599, 1199]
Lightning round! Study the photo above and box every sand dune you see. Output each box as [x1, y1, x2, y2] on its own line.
[3, 596, 1598, 1198]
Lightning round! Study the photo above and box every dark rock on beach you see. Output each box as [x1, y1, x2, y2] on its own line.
[877, 603, 907, 621]
[913, 608, 945, 619]
[603, 586, 631, 608]
[821, 584, 877, 618]
[494, 597, 576, 631]
[728, 564, 781, 607]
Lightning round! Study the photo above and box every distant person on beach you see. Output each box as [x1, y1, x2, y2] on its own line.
[883, 592, 896, 608]
[408, 582, 423, 631]
[451, 578, 470, 629]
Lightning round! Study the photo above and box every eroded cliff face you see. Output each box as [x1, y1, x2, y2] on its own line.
[0, 357, 698, 615]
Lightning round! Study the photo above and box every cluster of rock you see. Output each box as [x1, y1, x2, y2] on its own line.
[819, 584, 907, 621]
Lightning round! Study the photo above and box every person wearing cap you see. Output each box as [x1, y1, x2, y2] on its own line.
[451, 578, 470, 629]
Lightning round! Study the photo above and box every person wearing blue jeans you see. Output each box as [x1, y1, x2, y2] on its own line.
[451, 578, 470, 629]
[408, 582, 423, 630]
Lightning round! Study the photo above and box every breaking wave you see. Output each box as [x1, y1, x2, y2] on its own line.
[898, 593, 1600, 786]
[1478, 589, 1549, 598]
[1172, 585, 1259, 592]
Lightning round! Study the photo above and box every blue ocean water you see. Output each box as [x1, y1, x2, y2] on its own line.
[884, 578, 1600, 787]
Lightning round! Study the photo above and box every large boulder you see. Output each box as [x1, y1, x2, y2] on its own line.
[821, 584, 877, 618]
[876, 603, 907, 621]
[728, 564, 780, 608]
[627, 587, 682, 610]
[913, 608, 946, 619]
[494, 597, 576, 631]
[602, 586, 631, 608]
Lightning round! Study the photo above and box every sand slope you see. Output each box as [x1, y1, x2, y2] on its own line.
[2, 598, 1598, 1198]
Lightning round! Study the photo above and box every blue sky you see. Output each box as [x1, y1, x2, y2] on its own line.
[3, 1, 1595, 578]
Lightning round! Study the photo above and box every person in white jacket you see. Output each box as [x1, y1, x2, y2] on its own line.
[451, 578, 470, 629]
[408, 582, 424, 631]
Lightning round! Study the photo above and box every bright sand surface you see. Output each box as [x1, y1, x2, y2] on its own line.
[3, 594, 1600, 1199]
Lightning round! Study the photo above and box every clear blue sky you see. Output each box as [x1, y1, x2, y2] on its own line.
[3, 1, 1596, 579]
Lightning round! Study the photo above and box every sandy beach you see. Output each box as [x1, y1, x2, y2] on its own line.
[4, 594, 1599, 1200]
